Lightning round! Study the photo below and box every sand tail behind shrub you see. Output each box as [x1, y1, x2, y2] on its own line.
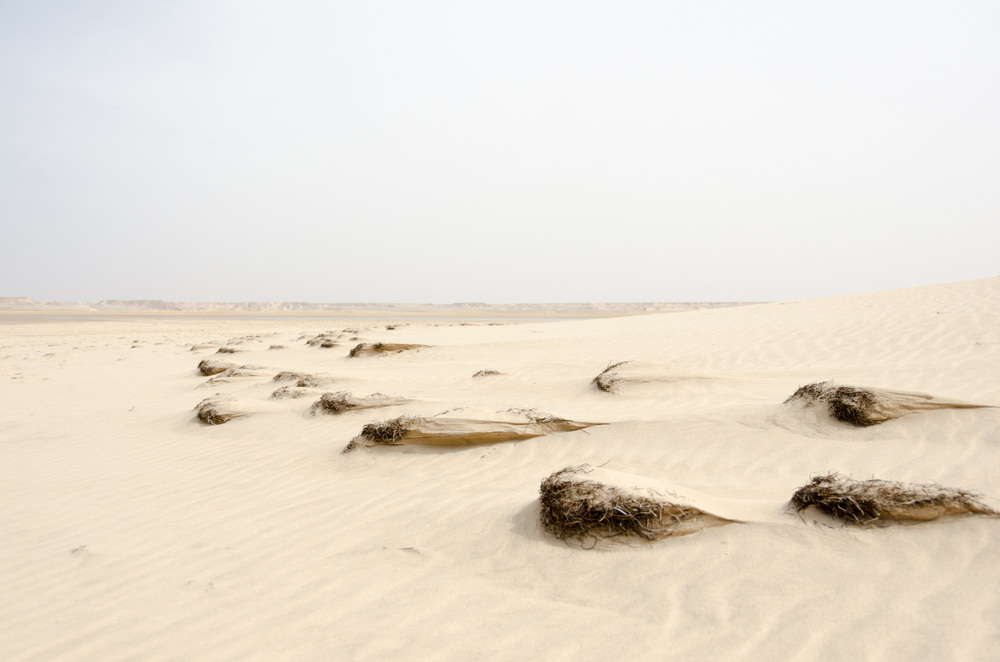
[789, 473, 1000, 525]
[344, 412, 601, 452]
[540, 465, 739, 545]
[783, 381, 994, 426]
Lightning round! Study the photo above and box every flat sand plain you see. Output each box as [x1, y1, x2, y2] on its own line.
[2, 279, 998, 661]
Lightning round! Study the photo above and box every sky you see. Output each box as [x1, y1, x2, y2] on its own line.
[1, 1, 998, 304]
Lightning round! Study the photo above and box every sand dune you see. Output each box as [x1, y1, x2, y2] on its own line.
[1, 278, 999, 661]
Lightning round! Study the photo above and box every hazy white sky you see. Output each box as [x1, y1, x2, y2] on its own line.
[2, 1, 997, 303]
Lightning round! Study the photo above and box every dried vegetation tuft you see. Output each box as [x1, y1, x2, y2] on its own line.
[784, 381, 993, 426]
[194, 395, 247, 425]
[592, 361, 630, 393]
[789, 473, 1000, 525]
[272, 371, 321, 388]
[539, 466, 736, 544]
[348, 342, 428, 358]
[305, 333, 341, 348]
[343, 413, 600, 452]
[197, 359, 236, 376]
[344, 416, 415, 452]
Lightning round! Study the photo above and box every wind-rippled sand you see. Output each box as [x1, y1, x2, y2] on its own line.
[2, 278, 998, 661]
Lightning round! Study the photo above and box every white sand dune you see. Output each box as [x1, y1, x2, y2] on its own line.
[2, 278, 999, 661]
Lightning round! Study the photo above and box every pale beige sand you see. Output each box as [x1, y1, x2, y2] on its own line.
[2, 278, 999, 661]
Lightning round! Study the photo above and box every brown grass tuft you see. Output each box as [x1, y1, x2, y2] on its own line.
[310, 391, 362, 415]
[272, 371, 320, 388]
[784, 381, 993, 426]
[197, 359, 236, 376]
[194, 395, 247, 425]
[343, 413, 602, 452]
[539, 466, 735, 544]
[789, 473, 1000, 525]
[344, 416, 415, 452]
[305, 333, 341, 348]
[310, 392, 408, 416]
[348, 342, 428, 358]
[592, 361, 630, 393]
[270, 385, 313, 399]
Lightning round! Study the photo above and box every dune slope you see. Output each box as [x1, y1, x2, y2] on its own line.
[1, 278, 998, 661]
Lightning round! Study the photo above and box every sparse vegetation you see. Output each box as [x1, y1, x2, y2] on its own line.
[305, 333, 340, 348]
[348, 342, 428, 358]
[592, 361, 630, 393]
[271, 385, 313, 399]
[343, 413, 601, 452]
[310, 391, 361, 415]
[540, 466, 736, 544]
[197, 359, 236, 376]
[310, 391, 409, 416]
[194, 395, 247, 425]
[789, 473, 1000, 525]
[272, 371, 320, 388]
[783, 381, 993, 426]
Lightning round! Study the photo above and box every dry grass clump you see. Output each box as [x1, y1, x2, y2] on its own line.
[348, 342, 428, 358]
[306, 333, 340, 348]
[343, 413, 601, 452]
[270, 385, 313, 400]
[591, 361, 693, 394]
[311, 392, 409, 416]
[197, 359, 236, 376]
[311, 391, 361, 415]
[789, 473, 1000, 526]
[203, 366, 269, 385]
[539, 466, 736, 544]
[194, 395, 248, 425]
[190, 343, 220, 352]
[473, 369, 503, 377]
[272, 371, 321, 388]
[344, 416, 415, 452]
[216, 347, 239, 354]
[592, 361, 630, 393]
[784, 381, 993, 427]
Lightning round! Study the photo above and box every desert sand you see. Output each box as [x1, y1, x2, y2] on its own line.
[1, 278, 998, 661]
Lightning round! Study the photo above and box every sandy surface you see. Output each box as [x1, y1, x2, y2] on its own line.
[2, 278, 998, 661]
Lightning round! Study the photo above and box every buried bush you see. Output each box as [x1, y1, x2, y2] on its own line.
[789, 473, 1000, 526]
[343, 412, 601, 452]
[194, 395, 248, 425]
[591, 361, 692, 394]
[592, 361, 630, 393]
[305, 332, 342, 348]
[348, 342, 428, 358]
[783, 381, 993, 427]
[272, 371, 321, 388]
[197, 359, 236, 376]
[539, 465, 737, 544]
[271, 385, 313, 399]
[344, 417, 414, 451]
[203, 366, 269, 385]
[310, 392, 408, 416]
